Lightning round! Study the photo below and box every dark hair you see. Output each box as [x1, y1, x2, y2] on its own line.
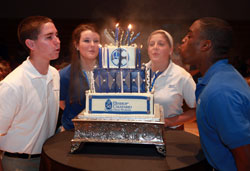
[0, 59, 11, 81]
[17, 16, 53, 52]
[198, 17, 233, 62]
[69, 24, 99, 104]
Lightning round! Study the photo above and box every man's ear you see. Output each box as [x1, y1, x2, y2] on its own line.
[25, 39, 35, 51]
[201, 40, 212, 51]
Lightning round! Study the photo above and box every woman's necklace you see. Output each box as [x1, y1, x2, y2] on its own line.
[150, 70, 163, 92]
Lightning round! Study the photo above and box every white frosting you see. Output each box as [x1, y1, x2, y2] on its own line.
[79, 104, 161, 122]
[84, 91, 156, 120]
[102, 45, 137, 69]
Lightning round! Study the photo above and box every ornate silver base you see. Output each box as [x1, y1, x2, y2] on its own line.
[71, 109, 166, 156]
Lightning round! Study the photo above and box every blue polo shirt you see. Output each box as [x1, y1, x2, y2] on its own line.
[196, 59, 250, 171]
[60, 65, 89, 130]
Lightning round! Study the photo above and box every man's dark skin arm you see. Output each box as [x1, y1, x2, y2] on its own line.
[231, 144, 250, 171]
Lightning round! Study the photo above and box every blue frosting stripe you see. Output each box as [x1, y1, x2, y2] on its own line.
[91, 95, 148, 99]
[91, 111, 148, 114]
[89, 96, 92, 113]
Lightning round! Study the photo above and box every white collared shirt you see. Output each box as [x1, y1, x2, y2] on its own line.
[0, 57, 60, 154]
[146, 60, 196, 118]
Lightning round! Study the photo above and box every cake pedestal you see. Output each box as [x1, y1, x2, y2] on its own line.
[71, 109, 166, 156]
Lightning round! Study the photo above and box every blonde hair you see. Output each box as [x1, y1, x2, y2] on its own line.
[147, 29, 174, 49]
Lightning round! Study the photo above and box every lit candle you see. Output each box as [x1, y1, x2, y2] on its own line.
[129, 31, 134, 44]
[127, 24, 132, 45]
[115, 23, 119, 46]
[119, 30, 124, 46]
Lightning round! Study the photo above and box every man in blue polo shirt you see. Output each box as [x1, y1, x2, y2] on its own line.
[179, 17, 250, 171]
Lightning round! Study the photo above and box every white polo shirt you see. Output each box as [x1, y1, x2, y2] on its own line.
[0, 57, 60, 154]
[146, 60, 196, 118]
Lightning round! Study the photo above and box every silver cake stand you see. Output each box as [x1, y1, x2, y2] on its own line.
[71, 107, 166, 156]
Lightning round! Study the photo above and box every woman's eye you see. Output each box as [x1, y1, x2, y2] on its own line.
[158, 42, 165, 46]
[83, 39, 90, 43]
[149, 42, 155, 47]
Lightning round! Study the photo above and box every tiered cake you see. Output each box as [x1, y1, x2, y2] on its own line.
[71, 24, 166, 156]
[78, 24, 160, 121]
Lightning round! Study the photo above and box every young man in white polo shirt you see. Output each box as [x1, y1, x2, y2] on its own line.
[0, 16, 60, 171]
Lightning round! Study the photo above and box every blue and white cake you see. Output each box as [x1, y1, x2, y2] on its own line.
[79, 25, 160, 121]
[100, 45, 138, 69]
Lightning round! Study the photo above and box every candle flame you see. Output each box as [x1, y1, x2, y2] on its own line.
[116, 23, 119, 27]
[140, 44, 143, 48]
[128, 24, 132, 30]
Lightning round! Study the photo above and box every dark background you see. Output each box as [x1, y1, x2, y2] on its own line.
[0, 0, 249, 75]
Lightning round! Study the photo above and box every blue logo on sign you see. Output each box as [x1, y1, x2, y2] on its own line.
[111, 48, 129, 67]
[105, 99, 112, 110]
